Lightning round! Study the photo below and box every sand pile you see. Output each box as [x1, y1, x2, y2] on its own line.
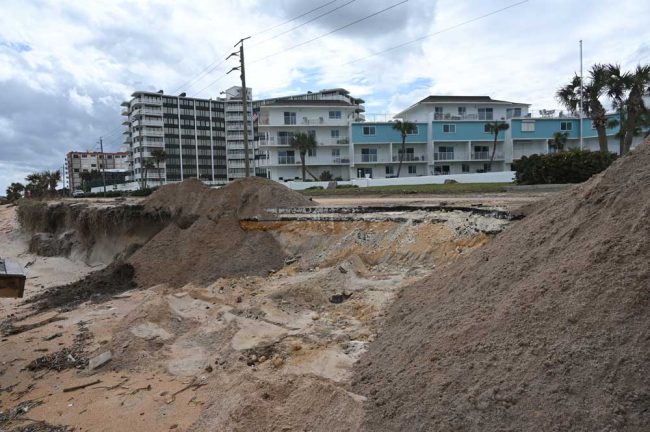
[354, 140, 650, 431]
[129, 177, 312, 287]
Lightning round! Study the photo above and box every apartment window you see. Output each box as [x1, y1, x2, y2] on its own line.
[560, 121, 573, 131]
[328, 111, 342, 119]
[506, 108, 522, 119]
[408, 165, 417, 174]
[362, 126, 376, 136]
[434, 106, 443, 119]
[484, 123, 492, 133]
[308, 148, 317, 157]
[386, 165, 394, 175]
[458, 106, 466, 116]
[462, 164, 470, 173]
[478, 108, 494, 120]
[521, 120, 536, 132]
[331, 149, 340, 157]
[407, 126, 419, 135]
[73, 154, 79, 158]
[361, 148, 378, 162]
[331, 129, 340, 138]
[284, 112, 296, 125]
[443, 124, 456, 133]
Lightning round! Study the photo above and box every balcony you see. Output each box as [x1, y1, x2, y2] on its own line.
[132, 97, 162, 106]
[471, 151, 503, 160]
[131, 108, 162, 117]
[132, 119, 163, 128]
[132, 129, 163, 138]
[331, 157, 350, 164]
[278, 156, 296, 165]
[392, 154, 426, 162]
[434, 152, 455, 161]
[360, 154, 378, 163]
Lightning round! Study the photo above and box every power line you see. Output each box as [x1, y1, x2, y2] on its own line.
[250, 0, 409, 64]
[250, 0, 357, 48]
[252, 0, 340, 37]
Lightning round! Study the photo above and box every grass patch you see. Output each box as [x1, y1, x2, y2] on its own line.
[300, 182, 511, 196]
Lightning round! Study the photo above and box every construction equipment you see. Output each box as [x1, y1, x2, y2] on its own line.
[0, 257, 26, 298]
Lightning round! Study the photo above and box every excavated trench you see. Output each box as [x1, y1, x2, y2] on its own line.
[8, 198, 515, 431]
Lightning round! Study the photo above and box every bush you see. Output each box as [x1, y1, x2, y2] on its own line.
[130, 188, 155, 197]
[305, 186, 324, 190]
[335, 184, 359, 189]
[319, 170, 333, 181]
[513, 150, 617, 185]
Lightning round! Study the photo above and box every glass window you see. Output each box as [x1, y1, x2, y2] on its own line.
[307, 148, 317, 157]
[407, 126, 419, 135]
[385, 165, 394, 175]
[443, 124, 456, 133]
[478, 108, 494, 120]
[283, 112, 296, 125]
[362, 126, 375, 135]
[560, 121, 573, 131]
[458, 106, 466, 116]
[484, 123, 492, 133]
[408, 165, 417, 174]
[462, 164, 470, 173]
[328, 111, 341, 119]
[521, 121, 536, 132]
[330, 129, 340, 138]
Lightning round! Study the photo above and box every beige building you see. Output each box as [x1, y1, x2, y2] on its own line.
[65, 151, 129, 191]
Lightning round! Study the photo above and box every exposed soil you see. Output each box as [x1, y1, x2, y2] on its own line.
[353, 140, 650, 431]
[129, 177, 313, 287]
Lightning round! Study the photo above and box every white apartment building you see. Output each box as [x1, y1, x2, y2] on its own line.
[221, 86, 261, 180]
[257, 88, 365, 181]
[65, 151, 129, 191]
[121, 90, 228, 186]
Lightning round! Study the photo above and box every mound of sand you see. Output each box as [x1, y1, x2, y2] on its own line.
[130, 177, 313, 287]
[354, 140, 650, 431]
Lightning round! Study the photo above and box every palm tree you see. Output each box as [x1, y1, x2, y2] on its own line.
[557, 64, 609, 152]
[604, 64, 629, 155]
[620, 65, 650, 154]
[5, 182, 25, 202]
[25, 172, 49, 197]
[142, 159, 156, 189]
[47, 170, 61, 194]
[549, 131, 569, 153]
[485, 121, 509, 171]
[289, 132, 318, 181]
[79, 171, 93, 193]
[151, 148, 167, 185]
[392, 120, 417, 177]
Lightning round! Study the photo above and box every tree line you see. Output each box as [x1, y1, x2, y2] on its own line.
[5, 170, 61, 202]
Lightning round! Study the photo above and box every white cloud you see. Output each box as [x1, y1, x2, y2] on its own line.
[68, 88, 94, 114]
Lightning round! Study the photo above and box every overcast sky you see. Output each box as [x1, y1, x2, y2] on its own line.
[1, 0, 648, 192]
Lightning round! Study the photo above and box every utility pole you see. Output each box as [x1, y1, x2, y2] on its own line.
[227, 36, 252, 177]
[99, 137, 107, 195]
[579, 40, 584, 151]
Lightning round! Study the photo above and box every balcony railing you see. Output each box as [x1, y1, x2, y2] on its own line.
[434, 152, 455, 161]
[360, 154, 378, 163]
[392, 154, 426, 162]
[331, 157, 350, 164]
[471, 151, 503, 160]
[278, 156, 296, 165]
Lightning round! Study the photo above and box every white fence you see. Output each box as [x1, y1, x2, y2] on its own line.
[284, 171, 515, 191]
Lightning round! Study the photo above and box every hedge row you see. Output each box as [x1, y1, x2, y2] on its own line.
[513, 150, 617, 184]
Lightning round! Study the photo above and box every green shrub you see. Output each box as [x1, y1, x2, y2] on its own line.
[513, 150, 617, 184]
[319, 170, 333, 181]
[305, 186, 324, 190]
[335, 184, 359, 189]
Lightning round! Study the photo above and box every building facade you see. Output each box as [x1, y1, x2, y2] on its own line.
[65, 151, 129, 191]
[121, 91, 228, 187]
[257, 88, 365, 181]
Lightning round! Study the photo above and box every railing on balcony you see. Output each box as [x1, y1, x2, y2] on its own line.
[392, 154, 426, 162]
[472, 151, 503, 160]
[434, 152, 455, 161]
[360, 154, 378, 163]
[278, 156, 296, 165]
[331, 157, 350, 164]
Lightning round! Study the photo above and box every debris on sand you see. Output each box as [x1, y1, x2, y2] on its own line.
[129, 177, 312, 288]
[27, 321, 90, 371]
[355, 140, 650, 431]
[0, 399, 70, 431]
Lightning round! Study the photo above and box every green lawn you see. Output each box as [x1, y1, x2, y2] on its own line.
[299, 182, 512, 196]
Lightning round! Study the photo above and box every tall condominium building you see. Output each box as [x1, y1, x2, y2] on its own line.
[257, 88, 365, 181]
[221, 86, 261, 181]
[65, 151, 129, 191]
[121, 91, 228, 186]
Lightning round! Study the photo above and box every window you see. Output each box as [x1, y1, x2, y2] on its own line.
[283, 112, 296, 125]
[462, 164, 470, 173]
[561, 121, 573, 131]
[478, 108, 494, 120]
[385, 165, 394, 175]
[484, 123, 492, 133]
[521, 120, 536, 132]
[331, 129, 340, 138]
[458, 106, 466, 116]
[331, 149, 340, 157]
[361, 148, 377, 162]
[328, 111, 341, 119]
[443, 124, 456, 133]
[506, 108, 522, 119]
[407, 126, 419, 135]
[362, 126, 375, 135]
[308, 148, 317, 157]
[408, 165, 417, 174]
[434, 106, 443, 120]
